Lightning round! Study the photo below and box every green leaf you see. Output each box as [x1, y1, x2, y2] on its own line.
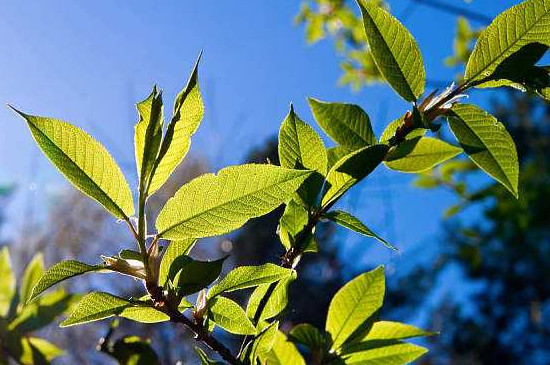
[379, 118, 426, 143]
[448, 104, 519, 198]
[108, 336, 160, 365]
[263, 331, 306, 365]
[249, 321, 279, 364]
[279, 200, 309, 250]
[343, 342, 427, 364]
[246, 276, 294, 322]
[322, 145, 389, 207]
[148, 54, 204, 194]
[357, 0, 425, 101]
[0, 247, 15, 316]
[327, 146, 355, 171]
[119, 305, 170, 323]
[19, 337, 64, 365]
[118, 249, 143, 262]
[19, 253, 45, 310]
[135, 86, 164, 189]
[288, 323, 327, 351]
[30, 260, 104, 302]
[326, 266, 385, 350]
[195, 347, 223, 365]
[278, 105, 327, 174]
[325, 210, 395, 250]
[158, 239, 196, 287]
[169, 256, 226, 296]
[464, 0, 550, 86]
[9, 289, 74, 333]
[208, 264, 293, 299]
[156, 164, 312, 239]
[308, 99, 376, 149]
[11, 108, 134, 219]
[60, 292, 131, 327]
[208, 296, 257, 335]
[474, 43, 548, 89]
[363, 321, 434, 341]
[384, 137, 462, 173]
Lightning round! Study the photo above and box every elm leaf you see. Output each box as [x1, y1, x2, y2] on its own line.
[156, 164, 312, 239]
[208, 296, 256, 335]
[326, 266, 385, 350]
[30, 261, 105, 302]
[357, 0, 425, 101]
[384, 137, 462, 173]
[11, 108, 134, 219]
[308, 99, 376, 149]
[278, 104, 327, 174]
[208, 264, 293, 299]
[464, 0, 550, 86]
[448, 104, 519, 198]
[325, 210, 395, 250]
[148, 54, 204, 194]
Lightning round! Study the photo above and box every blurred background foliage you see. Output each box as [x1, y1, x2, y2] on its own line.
[1, 1, 550, 364]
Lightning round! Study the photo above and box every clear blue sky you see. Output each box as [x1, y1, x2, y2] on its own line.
[0, 1, 519, 268]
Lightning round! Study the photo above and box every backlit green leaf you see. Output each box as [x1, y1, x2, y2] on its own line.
[322, 145, 389, 207]
[0, 247, 15, 316]
[19, 253, 44, 310]
[475, 43, 548, 89]
[326, 145, 355, 170]
[448, 104, 519, 197]
[279, 200, 309, 250]
[208, 264, 293, 298]
[278, 105, 327, 174]
[385, 137, 462, 173]
[363, 321, 434, 341]
[135, 86, 164, 188]
[343, 342, 427, 364]
[61, 292, 130, 327]
[325, 210, 395, 250]
[309, 99, 376, 148]
[263, 331, 306, 365]
[170, 256, 226, 296]
[159, 239, 196, 287]
[12, 108, 134, 219]
[208, 296, 256, 335]
[357, 0, 425, 101]
[148, 55, 204, 194]
[246, 276, 294, 322]
[380, 118, 426, 143]
[30, 260, 104, 302]
[249, 321, 279, 364]
[119, 305, 169, 323]
[464, 0, 550, 86]
[156, 164, 312, 239]
[288, 323, 327, 351]
[326, 266, 385, 350]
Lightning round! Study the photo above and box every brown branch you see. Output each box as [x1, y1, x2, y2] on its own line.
[147, 283, 240, 364]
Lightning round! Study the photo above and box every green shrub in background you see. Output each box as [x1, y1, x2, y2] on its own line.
[0, 249, 75, 364]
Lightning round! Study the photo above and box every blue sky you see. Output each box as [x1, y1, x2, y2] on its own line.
[0, 1, 520, 268]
